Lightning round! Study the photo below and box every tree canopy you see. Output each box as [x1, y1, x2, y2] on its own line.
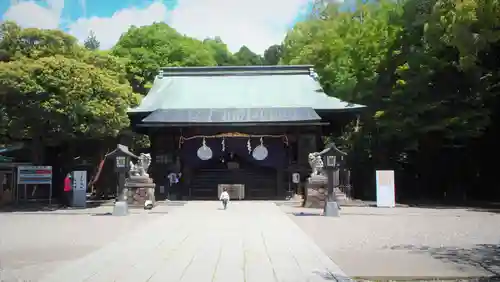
[282, 0, 500, 200]
[111, 23, 218, 94]
[203, 37, 237, 66]
[233, 46, 264, 66]
[263, 44, 283, 65]
[0, 21, 139, 162]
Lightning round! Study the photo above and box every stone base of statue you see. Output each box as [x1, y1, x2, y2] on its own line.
[124, 175, 156, 208]
[113, 201, 129, 216]
[303, 175, 348, 209]
[324, 201, 340, 217]
[303, 175, 328, 209]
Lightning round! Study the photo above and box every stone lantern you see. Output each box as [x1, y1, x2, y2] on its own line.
[322, 144, 346, 217]
[105, 144, 138, 216]
[304, 142, 347, 217]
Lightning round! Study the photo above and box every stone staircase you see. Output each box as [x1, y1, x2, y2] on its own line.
[334, 187, 349, 203]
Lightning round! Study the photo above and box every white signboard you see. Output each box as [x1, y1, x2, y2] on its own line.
[376, 170, 395, 208]
[292, 173, 300, 184]
[17, 166, 52, 185]
[72, 171, 87, 191]
[326, 156, 336, 167]
[116, 156, 126, 168]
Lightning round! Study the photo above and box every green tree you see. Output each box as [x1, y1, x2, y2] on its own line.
[263, 44, 283, 65]
[203, 37, 236, 66]
[84, 30, 100, 50]
[0, 21, 79, 62]
[233, 46, 264, 66]
[112, 23, 217, 94]
[281, 0, 500, 200]
[0, 55, 139, 163]
[0, 22, 140, 163]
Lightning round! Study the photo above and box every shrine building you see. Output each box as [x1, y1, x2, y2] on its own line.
[128, 65, 364, 200]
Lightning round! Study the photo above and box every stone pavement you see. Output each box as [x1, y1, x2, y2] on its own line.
[283, 205, 500, 279]
[0, 207, 164, 282]
[39, 202, 351, 282]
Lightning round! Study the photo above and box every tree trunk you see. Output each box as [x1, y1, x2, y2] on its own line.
[31, 136, 45, 164]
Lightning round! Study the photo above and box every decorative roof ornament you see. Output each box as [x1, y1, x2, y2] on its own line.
[157, 69, 164, 79]
[247, 139, 252, 154]
[309, 68, 319, 81]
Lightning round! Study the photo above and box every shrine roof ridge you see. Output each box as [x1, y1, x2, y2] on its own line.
[158, 65, 316, 77]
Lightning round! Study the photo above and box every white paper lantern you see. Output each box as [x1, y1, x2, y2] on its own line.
[252, 145, 268, 160]
[252, 137, 268, 160]
[197, 138, 213, 160]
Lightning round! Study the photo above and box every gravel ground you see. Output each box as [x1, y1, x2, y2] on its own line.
[0, 205, 168, 282]
[282, 205, 500, 280]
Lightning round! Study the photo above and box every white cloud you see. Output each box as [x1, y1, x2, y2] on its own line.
[3, 0, 64, 29]
[2, 0, 313, 54]
[169, 0, 312, 54]
[67, 1, 169, 50]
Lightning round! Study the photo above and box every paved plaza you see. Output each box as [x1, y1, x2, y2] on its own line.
[2, 202, 500, 282]
[1, 202, 350, 282]
[284, 205, 500, 280]
[0, 207, 163, 282]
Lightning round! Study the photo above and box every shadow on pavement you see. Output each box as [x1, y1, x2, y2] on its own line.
[293, 212, 322, 217]
[91, 212, 113, 216]
[312, 270, 352, 281]
[388, 244, 500, 277]
[398, 200, 500, 214]
[0, 200, 107, 213]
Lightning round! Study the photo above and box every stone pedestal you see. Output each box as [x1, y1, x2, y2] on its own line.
[303, 175, 347, 209]
[124, 176, 156, 207]
[112, 201, 129, 216]
[324, 201, 340, 217]
[303, 175, 327, 209]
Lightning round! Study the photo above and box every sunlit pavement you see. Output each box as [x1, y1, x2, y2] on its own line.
[284, 205, 500, 279]
[34, 202, 350, 282]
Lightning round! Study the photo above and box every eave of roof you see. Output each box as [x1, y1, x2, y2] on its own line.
[141, 107, 322, 124]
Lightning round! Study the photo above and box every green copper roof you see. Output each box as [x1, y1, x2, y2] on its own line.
[129, 65, 364, 113]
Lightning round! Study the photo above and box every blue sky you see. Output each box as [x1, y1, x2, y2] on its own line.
[1, 0, 320, 54]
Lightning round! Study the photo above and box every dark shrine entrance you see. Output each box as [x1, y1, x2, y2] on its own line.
[180, 134, 286, 200]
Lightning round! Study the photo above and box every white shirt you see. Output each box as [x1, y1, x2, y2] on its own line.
[168, 173, 177, 185]
[220, 191, 230, 200]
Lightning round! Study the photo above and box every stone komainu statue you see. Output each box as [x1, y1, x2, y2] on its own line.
[308, 152, 324, 176]
[308, 143, 347, 178]
[129, 153, 152, 178]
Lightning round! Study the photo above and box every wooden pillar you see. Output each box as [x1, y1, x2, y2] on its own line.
[298, 134, 317, 167]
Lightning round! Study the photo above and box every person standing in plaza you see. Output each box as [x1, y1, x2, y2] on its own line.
[62, 173, 72, 207]
[219, 187, 230, 210]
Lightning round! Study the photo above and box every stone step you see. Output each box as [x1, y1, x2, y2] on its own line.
[334, 188, 348, 201]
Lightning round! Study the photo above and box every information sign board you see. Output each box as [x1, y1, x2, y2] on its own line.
[376, 170, 396, 208]
[17, 166, 52, 185]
